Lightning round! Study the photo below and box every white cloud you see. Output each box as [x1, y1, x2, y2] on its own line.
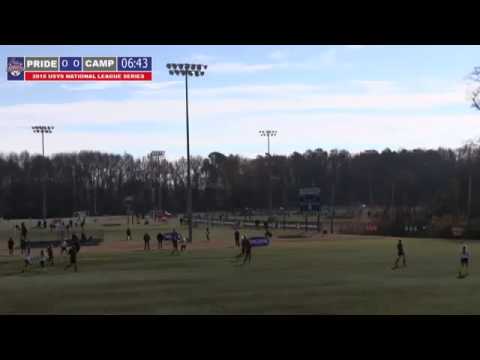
[0, 85, 468, 130]
[354, 80, 398, 93]
[269, 50, 288, 60]
[5, 111, 478, 160]
[190, 83, 327, 96]
[189, 54, 215, 63]
[209, 62, 277, 74]
[60, 80, 182, 92]
[0, 79, 474, 159]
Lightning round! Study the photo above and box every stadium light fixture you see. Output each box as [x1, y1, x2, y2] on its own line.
[166, 62, 208, 243]
[258, 129, 277, 155]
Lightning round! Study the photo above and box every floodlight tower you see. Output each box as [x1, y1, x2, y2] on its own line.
[32, 125, 54, 223]
[166, 63, 208, 243]
[150, 150, 165, 215]
[259, 130, 278, 215]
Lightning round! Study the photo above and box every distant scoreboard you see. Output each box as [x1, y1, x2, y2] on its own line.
[7, 56, 152, 81]
[299, 187, 321, 211]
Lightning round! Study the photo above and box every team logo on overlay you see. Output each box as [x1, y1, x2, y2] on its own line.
[7, 57, 24, 80]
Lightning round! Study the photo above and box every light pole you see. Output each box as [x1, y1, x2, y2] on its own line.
[166, 63, 207, 243]
[32, 125, 54, 223]
[72, 163, 77, 215]
[150, 150, 165, 218]
[259, 130, 277, 215]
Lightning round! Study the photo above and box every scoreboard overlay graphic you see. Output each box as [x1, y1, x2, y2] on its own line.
[7, 57, 152, 81]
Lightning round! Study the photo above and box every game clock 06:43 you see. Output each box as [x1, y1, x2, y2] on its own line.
[117, 57, 152, 71]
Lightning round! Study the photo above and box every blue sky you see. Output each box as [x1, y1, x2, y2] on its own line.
[1, 45, 480, 160]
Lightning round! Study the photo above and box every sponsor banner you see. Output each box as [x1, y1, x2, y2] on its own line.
[248, 236, 270, 247]
[163, 232, 180, 241]
[25, 71, 152, 81]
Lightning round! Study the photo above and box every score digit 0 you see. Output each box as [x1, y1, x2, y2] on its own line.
[60, 57, 82, 71]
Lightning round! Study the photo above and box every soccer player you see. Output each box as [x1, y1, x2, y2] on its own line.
[392, 239, 406, 269]
[39, 250, 47, 269]
[8, 237, 14, 256]
[265, 229, 272, 239]
[60, 222, 66, 241]
[235, 235, 248, 261]
[60, 240, 68, 255]
[234, 229, 240, 247]
[22, 251, 32, 273]
[242, 235, 252, 265]
[156, 232, 164, 249]
[144, 233, 151, 251]
[64, 247, 78, 272]
[459, 244, 470, 278]
[20, 238, 26, 256]
[47, 244, 54, 266]
[72, 233, 81, 253]
[20, 222, 28, 241]
[206, 226, 210, 241]
[126, 227, 132, 241]
[171, 230, 180, 255]
[180, 236, 187, 252]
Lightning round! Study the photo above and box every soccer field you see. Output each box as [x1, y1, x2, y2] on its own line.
[0, 219, 477, 314]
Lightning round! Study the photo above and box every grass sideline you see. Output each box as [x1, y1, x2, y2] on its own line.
[0, 216, 476, 314]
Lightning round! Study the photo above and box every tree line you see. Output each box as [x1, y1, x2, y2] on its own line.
[1, 143, 480, 221]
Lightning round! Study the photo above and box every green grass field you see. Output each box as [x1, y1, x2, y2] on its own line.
[0, 217, 477, 314]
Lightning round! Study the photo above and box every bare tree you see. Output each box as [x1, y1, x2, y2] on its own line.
[469, 66, 480, 110]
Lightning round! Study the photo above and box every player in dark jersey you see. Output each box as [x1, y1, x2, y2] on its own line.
[459, 244, 470, 278]
[206, 226, 210, 241]
[64, 247, 78, 272]
[47, 244, 54, 266]
[21, 222, 28, 241]
[72, 233, 81, 253]
[265, 229, 272, 239]
[171, 230, 180, 255]
[242, 235, 252, 265]
[8, 237, 14, 256]
[144, 233, 151, 250]
[20, 238, 26, 256]
[234, 229, 240, 247]
[392, 239, 406, 269]
[157, 232, 164, 249]
[126, 227, 132, 241]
